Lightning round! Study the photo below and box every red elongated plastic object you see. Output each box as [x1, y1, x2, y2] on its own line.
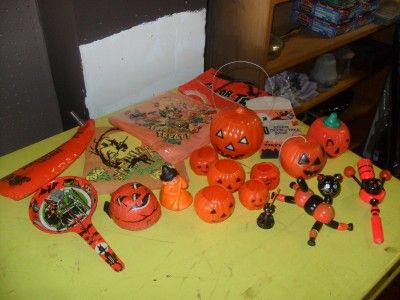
[0, 119, 95, 200]
[371, 207, 384, 244]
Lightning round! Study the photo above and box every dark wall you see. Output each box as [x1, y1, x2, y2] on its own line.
[72, 0, 206, 45]
[36, 1, 89, 129]
[0, 0, 63, 156]
[37, 0, 206, 128]
[0, 0, 206, 156]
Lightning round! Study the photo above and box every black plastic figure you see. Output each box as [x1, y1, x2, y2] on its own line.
[274, 174, 353, 246]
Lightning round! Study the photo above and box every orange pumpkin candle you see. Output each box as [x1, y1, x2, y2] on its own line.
[307, 112, 350, 158]
[279, 135, 327, 179]
[207, 159, 245, 192]
[189, 145, 218, 176]
[239, 179, 269, 210]
[250, 162, 280, 190]
[194, 185, 235, 223]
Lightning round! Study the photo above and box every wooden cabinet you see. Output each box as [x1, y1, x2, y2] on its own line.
[205, 0, 394, 151]
[205, 0, 390, 115]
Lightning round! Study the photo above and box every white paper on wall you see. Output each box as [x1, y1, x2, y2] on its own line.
[79, 9, 206, 118]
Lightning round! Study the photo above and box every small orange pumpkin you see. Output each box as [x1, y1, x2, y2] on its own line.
[239, 179, 269, 210]
[307, 112, 350, 158]
[210, 106, 263, 159]
[250, 162, 280, 190]
[207, 159, 245, 192]
[106, 182, 161, 231]
[279, 135, 327, 179]
[194, 185, 235, 223]
[189, 145, 218, 176]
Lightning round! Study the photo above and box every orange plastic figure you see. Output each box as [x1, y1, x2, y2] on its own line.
[159, 165, 193, 211]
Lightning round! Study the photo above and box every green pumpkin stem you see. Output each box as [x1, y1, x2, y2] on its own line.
[323, 112, 341, 128]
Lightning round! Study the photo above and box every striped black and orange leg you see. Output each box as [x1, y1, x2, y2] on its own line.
[326, 220, 354, 231]
[273, 192, 296, 204]
[308, 221, 323, 246]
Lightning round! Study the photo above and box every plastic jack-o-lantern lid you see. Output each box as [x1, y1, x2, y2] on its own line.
[104, 182, 161, 231]
[210, 106, 264, 159]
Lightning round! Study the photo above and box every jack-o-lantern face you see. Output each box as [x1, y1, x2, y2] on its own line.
[239, 179, 269, 210]
[250, 162, 280, 190]
[105, 182, 161, 231]
[307, 112, 351, 158]
[279, 135, 327, 179]
[210, 106, 263, 159]
[207, 159, 245, 192]
[189, 145, 218, 176]
[194, 185, 235, 223]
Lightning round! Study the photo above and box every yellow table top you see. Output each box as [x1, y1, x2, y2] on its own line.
[1, 116, 399, 300]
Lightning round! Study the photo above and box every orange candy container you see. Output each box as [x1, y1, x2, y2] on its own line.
[239, 179, 269, 210]
[250, 162, 280, 190]
[189, 145, 218, 176]
[279, 135, 327, 179]
[194, 185, 235, 223]
[207, 159, 245, 193]
[210, 106, 263, 159]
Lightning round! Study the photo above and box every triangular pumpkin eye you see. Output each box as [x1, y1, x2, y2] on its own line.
[216, 130, 224, 138]
[239, 137, 249, 144]
[225, 143, 234, 151]
[313, 157, 321, 166]
[132, 182, 142, 189]
[298, 153, 310, 165]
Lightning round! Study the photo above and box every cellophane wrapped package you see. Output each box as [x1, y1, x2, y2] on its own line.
[178, 68, 269, 109]
[109, 91, 217, 164]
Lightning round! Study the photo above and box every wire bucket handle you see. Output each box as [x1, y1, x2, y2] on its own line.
[211, 60, 276, 107]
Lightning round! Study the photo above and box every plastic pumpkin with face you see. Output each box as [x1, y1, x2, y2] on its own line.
[189, 145, 218, 176]
[210, 106, 263, 159]
[207, 159, 245, 192]
[307, 112, 350, 158]
[250, 162, 280, 190]
[239, 179, 269, 210]
[194, 185, 235, 223]
[105, 182, 161, 231]
[279, 135, 327, 179]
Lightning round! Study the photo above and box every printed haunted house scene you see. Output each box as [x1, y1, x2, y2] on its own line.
[41, 187, 91, 231]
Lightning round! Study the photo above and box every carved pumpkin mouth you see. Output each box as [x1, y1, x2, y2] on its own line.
[253, 203, 264, 209]
[215, 147, 244, 159]
[326, 148, 340, 158]
[115, 206, 160, 224]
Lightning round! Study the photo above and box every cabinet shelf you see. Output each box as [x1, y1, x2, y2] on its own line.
[293, 69, 367, 114]
[266, 23, 386, 74]
[272, 0, 290, 5]
[206, 0, 391, 116]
